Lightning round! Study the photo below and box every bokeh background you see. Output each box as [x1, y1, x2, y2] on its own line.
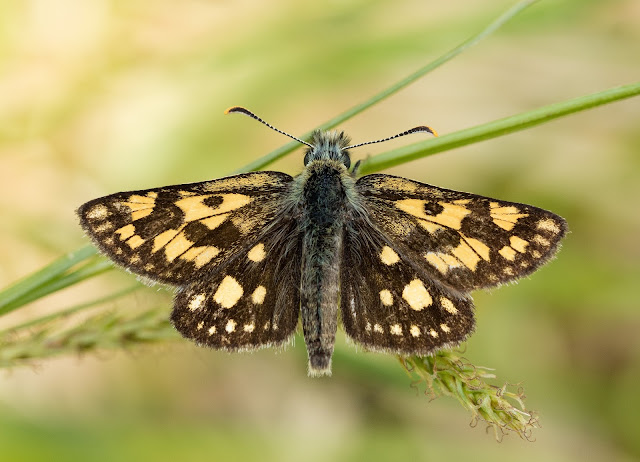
[1, 0, 639, 461]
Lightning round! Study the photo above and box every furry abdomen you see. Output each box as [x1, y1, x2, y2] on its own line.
[299, 161, 350, 375]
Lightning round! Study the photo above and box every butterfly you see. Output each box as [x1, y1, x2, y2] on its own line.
[78, 107, 567, 376]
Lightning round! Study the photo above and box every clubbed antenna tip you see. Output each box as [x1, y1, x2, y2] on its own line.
[345, 125, 438, 150]
[224, 106, 313, 148]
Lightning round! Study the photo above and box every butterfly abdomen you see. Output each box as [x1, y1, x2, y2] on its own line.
[298, 160, 354, 376]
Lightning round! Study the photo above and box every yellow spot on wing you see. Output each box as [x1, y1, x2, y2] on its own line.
[195, 246, 220, 267]
[379, 289, 393, 306]
[225, 320, 236, 333]
[244, 323, 255, 333]
[200, 213, 230, 230]
[116, 224, 136, 240]
[181, 246, 220, 268]
[93, 221, 113, 233]
[127, 194, 155, 204]
[430, 202, 471, 229]
[410, 325, 421, 337]
[214, 276, 243, 308]
[247, 243, 266, 262]
[251, 286, 267, 304]
[395, 199, 432, 221]
[489, 204, 529, 231]
[131, 208, 153, 221]
[537, 218, 561, 233]
[420, 221, 444, 233]
[462, 234, 491, 261]
[176, 193, 252, 222]
[127, 235, 145, 249]
[425, 253, 449, 274]
[395, 199, 470, 230]
[429, 329, 438, 338]
[123, 195, 156, 220]
[188, 293, 206, 311]
[380, 246, 400, 265]
[390, 324, 402, 335]
[164, 231, 194, 262]
[402, 279, 432, 311]
[208, 326, 216, 335]
[509, 235, 529, 253]
[174, 195, 212, 221]
[499, 246, 517, 261]
[440, 296, 458, 315]
[451, 240, 481, 271]
[374, 324, 383, 333]
[533, 234, 550, 246]
[440, 323, 451, 333]
[153, 229, 180, 252]
[86, 204, 109, 220]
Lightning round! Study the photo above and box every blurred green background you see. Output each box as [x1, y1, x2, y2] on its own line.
[1, 0, 639, 461]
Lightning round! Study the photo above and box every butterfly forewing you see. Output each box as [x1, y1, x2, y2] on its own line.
[356, 174, 567, 292]
[78, 172, 293, 285]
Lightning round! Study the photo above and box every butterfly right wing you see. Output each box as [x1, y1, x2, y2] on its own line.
[355, 174, 567, 292]
[77, 171, 293, 286]
[340, 215, 475, 355]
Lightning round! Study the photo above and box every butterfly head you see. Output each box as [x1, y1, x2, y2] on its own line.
[304, 130, 351, 168]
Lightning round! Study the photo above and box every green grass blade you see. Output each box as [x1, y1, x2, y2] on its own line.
[234, 0, 540, 174]
[0, 245, 98, 316]
[359, 81, 640, 174]
[0, 259, 116, 318]
[0, 285, 141, 337]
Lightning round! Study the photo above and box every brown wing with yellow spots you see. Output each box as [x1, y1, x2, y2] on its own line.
[355, 174, 567, 292]
[78, 171, 293, 286]
[340, 217, 476, 355]
[171, 215, 302, 350]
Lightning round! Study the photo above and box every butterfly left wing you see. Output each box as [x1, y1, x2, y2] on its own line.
[77, 172, 293, 286]
[171, 218, 302, 350]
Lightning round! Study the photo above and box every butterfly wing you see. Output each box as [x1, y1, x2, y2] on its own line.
[341, 222, 475, 355]
[172, 217, 302, 350]
[78, 172, 293, 286]
[355, 174, 567, 292]
[339, 173, 566, 355]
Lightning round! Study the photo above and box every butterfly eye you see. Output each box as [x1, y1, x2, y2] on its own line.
[341, 151, 351, 169]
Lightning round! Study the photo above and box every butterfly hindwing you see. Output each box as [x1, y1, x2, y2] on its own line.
[341, 218, 475, 355]
[171, 225, 302, 350]
[356, 174, 567, 292]
[78, 172, 293, 285]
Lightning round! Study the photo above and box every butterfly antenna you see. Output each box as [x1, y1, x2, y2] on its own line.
[344, 125, 438, 150]
[225, 106, 313, 148]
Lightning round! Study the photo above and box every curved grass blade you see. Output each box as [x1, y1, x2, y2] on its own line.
[359, 81, 640, 174]
[234, 0, 540, 174]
